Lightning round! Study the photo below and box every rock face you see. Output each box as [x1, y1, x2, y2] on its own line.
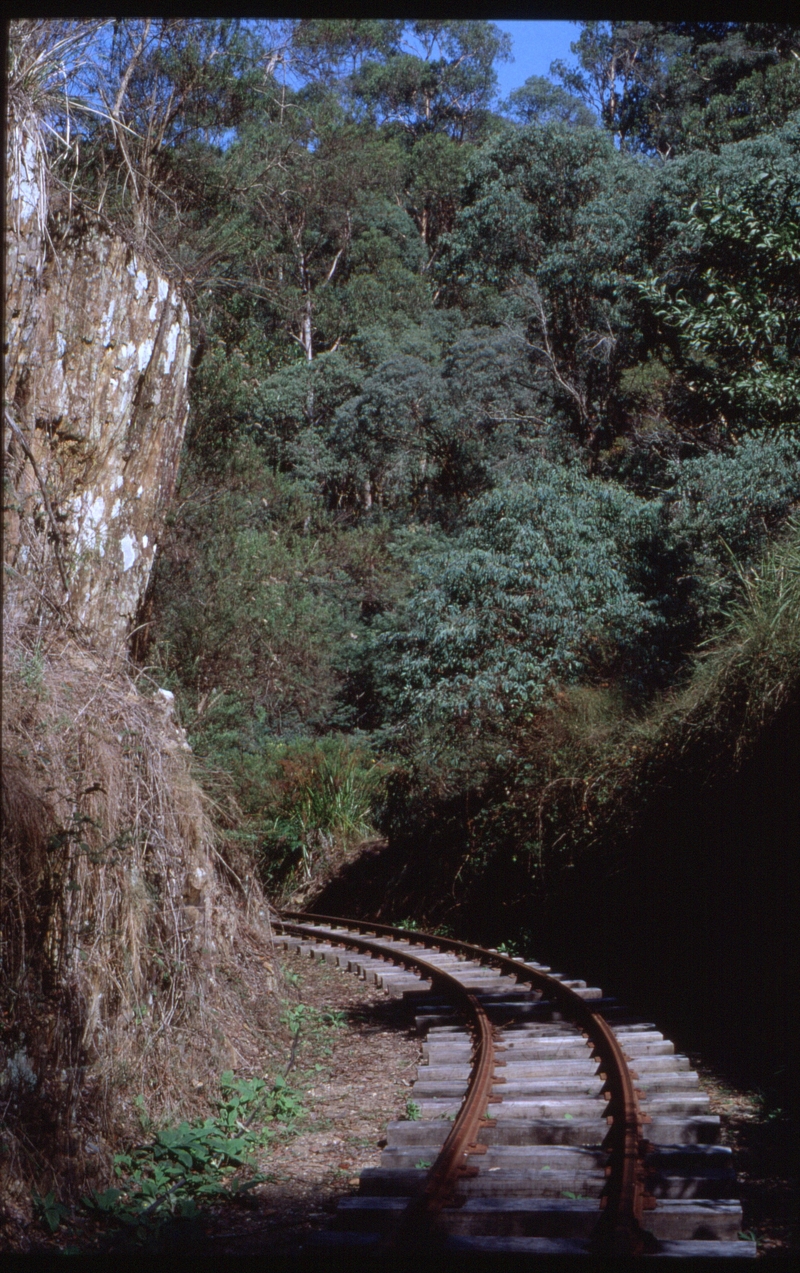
[4, 114, 191, 652]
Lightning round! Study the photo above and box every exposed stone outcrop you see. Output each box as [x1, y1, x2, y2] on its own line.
[4, 113, 191, 652]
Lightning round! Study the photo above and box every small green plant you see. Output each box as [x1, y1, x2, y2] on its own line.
[737, 1231, 757, 1243]
[281, 1001, 347, 1044]
[414, 1160, 432, 1169]
[405, 1099, 421, 1121]
[264, 1075, 305, 1123]
[562, 1190, 584, 1199]
[79, 1070, 304, 1243]
[133, 1094, 151, 1132]
[496, 940, 521, 957]
[33, 1190, 70, 1234]
[17, 642, 45, 693]
[282, 1003, 308, 1036]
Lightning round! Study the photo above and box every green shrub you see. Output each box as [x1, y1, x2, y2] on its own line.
[367, 460, 668, 729]
[641, 174, 800, 432]
[664, 433, 800, 619]
[152, 465, 348, 734]
[253, 736, 387, 887]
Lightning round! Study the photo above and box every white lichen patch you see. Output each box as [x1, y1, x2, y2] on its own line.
[137, 339, 154, 372]
[127, 256, 137, 277]
[114, 474, 124, 490]
[134, 269, 149, 300]
[120, 535, 137, 572]
[56, 331, 66, 359]
[111, 500, 121, 518]
[100, 299, 117, 345]
[76, 494, 107, 556]
[11, 132, 41, 221]
[142, 535, 149, 548]
[120, 342, 136, 365]
[137, 486, 143, 497]
[161, 322, 181, 375]
[158, 277, 169, 302]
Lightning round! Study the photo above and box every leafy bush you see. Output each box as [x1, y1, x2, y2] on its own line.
[151, 441, 425, 733]
[663, 433, 800, 620]
[642, 174, 800, 432]
[153, 468, 348, 733]
[367, 460, 668, 729]
[360, 435, 800, 741]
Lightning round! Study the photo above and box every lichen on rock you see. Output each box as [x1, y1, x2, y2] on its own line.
[4, 116, 192, 652]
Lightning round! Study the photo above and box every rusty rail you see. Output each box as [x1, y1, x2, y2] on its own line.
[278, 912, 654, 1256]
[278, 919, 497, 1234]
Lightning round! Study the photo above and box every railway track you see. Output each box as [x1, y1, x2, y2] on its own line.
[275, 913, 756, 1259]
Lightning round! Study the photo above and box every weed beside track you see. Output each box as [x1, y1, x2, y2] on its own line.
[13, 951, 419, 1255]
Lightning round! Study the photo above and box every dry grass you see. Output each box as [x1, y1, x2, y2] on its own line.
[0, 618, 287, 1241]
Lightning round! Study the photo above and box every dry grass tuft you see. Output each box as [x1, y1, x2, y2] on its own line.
[0, 624, 285, 1239]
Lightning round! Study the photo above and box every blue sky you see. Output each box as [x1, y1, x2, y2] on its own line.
[494, 20, 581, 100]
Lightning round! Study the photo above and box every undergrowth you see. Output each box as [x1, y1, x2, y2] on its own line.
[538, 516, 800, 859]
[209, 732, 389, 900]
[373, 516, 800, 917]
[29, 1068, 305, 1249]
[25, 970, 352, 1251]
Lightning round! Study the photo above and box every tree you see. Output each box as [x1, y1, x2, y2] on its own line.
[439, 123, 649, 453]
[348, 20, 511, 144]
[552, 21, 670, 152]
[403, 131, 472, 258]
[502, 75, 596, 129]
[553, 21, 800, 158]
[74, 20, 279, 242]
[640, 165, 800, 433]
[289, 18, 403, 84]
[225, 100, 406, 361]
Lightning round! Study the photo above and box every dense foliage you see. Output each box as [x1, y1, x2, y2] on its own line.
[23, 17, 800, 890]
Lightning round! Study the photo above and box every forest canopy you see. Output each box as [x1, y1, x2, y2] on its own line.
[16, 17, 800, 889]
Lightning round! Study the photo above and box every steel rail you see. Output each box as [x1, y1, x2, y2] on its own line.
[280, 911, 655, 1256]
[278, 919, 497, 1241]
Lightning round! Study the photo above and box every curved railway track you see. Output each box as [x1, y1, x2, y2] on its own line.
[276, 912, 756, 1259]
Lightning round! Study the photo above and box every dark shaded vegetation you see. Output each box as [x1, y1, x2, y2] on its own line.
[18, 17, 800, 1125]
